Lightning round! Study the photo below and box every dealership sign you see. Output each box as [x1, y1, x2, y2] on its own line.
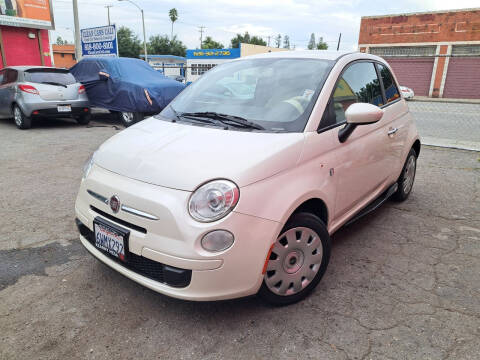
[81, 25, 118, 58]
[0, 0, 54, 29]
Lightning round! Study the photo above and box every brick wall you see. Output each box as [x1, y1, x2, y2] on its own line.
[359, 8, 480, 45]
[52, 44, 76, 68]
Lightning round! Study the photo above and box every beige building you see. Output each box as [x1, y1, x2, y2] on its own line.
[240, 43, 288, 57]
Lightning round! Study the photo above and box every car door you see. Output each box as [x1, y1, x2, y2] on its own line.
[318, 61, 395, 222]
[0, 69, 7, 117]
[376, 63, 410, 177]
[0, 69, 18, 118]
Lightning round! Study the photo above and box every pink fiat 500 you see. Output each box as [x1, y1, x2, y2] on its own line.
[76, 51, 420, 305]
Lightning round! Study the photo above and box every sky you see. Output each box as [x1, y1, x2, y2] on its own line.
[50, 0, 480, 51]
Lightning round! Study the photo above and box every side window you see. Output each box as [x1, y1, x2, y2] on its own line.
[377, 64, 400, 104]
[320, 62, 382, 129]
[5, 70, 18, 84]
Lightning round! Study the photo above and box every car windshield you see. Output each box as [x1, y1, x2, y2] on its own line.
[24, 70, 77, 86]
[157, 58, 334, 132]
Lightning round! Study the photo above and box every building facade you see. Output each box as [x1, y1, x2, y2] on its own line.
[359, 8, 480, 99]
[52, 44, 76, 68]
[140, 54, 186, 77]
[0, 0, 54, 68]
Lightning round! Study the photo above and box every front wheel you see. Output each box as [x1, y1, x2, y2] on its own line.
[13, 105, 31, 130]
[392, 148, 417, 202]
[118, 111, 143, 127]
[258, 212, 331, 305]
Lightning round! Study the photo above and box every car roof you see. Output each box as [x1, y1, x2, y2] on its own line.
[240, 50, 355, 61]
[1, 66, 62, 72]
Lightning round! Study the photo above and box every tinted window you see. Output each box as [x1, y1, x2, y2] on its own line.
[24, 70, 76, 86]
[377, 64, 400, 104]
[320, 62, 382, 128]
[5, 69, 18, 83]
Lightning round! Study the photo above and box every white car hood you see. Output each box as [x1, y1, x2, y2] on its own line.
[94, 117, 305, 191]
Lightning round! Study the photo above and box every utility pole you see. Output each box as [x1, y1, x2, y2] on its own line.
[105, 5, 113, 26]
[118, 0, 147, 62]
[198, 26, 205, 48]
[72, 0, 82, 61]
[267, 35, 271, 47]
[337, 33, 342, 51]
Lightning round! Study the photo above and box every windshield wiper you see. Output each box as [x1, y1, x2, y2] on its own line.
[169, 107, 219, 126]
[41, 81, 67, 88]
[180, 112, 264, 130]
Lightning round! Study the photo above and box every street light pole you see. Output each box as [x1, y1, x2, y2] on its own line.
[72, 0, 82, 60]
[105, 5, 113, 26]
[118, 0, 147, 62]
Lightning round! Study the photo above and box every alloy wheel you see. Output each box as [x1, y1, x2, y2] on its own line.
[14, 107, 22, 127]
[264, 227, 323, 296]
[403, 155, 416, 194]
[122, 112, 134, 124]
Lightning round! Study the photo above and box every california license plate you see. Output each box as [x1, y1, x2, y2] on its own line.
[93, 218, 129, 262]
[57, 105, 71, 112]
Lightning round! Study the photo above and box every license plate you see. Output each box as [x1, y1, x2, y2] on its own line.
[57, 105, 71, 112]
[93, 218, 129, 262]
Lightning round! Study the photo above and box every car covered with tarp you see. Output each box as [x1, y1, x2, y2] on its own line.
[70, 57, 185, 126]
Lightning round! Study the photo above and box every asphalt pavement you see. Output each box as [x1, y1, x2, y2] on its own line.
[0, 114, 479, 360]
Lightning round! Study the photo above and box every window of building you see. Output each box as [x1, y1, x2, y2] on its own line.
[61, 53, 65, 58]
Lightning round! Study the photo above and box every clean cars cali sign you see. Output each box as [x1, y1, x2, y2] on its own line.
[81, 25, 118, 58]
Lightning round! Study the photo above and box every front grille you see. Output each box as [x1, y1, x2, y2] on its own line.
[90, 205, 147, 234]
[76, 219, 191, 288]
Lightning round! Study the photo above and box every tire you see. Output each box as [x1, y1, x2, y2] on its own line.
[75, 113, 91, 125]
[118, 111, 143, 127]
[258, 212, 331, 305]
[392, 148, 417, 202]
[13, 105, 31, 130]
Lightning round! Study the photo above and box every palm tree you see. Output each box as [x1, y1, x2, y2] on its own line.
[169, 8, 178, 40]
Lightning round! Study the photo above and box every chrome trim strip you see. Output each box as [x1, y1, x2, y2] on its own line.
[121, 205, 159, 221]
[87, 189, 109, 204]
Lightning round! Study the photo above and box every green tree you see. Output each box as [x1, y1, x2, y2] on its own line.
[230, 32, 266, 48]
[117, 26, 142, 58]
[283, 35, 290, 49]
[147, 34, 186, 57]
[56, 36, 67, 45]
[169, 8, 178, 40]
[316, 37, 328, 50]
[307, 33, 316, 50]
[274, 34, 281, 48]
[202, 36, 224, 49]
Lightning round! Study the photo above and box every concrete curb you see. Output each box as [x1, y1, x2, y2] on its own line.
[422, 136, 480, 152]
[409, 97, 480, 105]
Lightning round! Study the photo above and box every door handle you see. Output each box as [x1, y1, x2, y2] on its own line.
[387, 128, 398, 135]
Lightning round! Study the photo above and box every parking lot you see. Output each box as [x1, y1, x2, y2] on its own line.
[1, 109, 479, 359]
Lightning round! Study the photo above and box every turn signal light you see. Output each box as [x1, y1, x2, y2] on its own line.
[18, 84, 39, 95]
[78, 85, 86, 94]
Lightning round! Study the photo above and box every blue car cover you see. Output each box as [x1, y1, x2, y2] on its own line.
[70, 57, 185, 114]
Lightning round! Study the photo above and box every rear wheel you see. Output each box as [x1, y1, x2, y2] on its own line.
[392, 148, 417, 201]
[13, 105, 31, 130]
[258, 212, 331, 305]
[75, 113, 91, 125]
[118, 111, 143, 127]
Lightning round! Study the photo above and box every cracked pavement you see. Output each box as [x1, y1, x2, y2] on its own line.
[0, 116, 479, 359]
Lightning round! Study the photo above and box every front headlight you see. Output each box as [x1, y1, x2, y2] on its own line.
[188, 180, 240, 222]
[82, 152, 96, 180]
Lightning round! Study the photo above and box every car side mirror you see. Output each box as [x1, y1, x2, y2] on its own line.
[338, 103, 384, 143]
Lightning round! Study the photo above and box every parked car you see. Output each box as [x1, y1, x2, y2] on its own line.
[167, 74, 185, 83]
[70, 57, 185, 127]
[75, 51, 420, 305]
[400, 85, 414, 99]
[0, 66, 90, 129]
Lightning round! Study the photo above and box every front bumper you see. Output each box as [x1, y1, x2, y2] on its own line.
[75, 164, 281, 301]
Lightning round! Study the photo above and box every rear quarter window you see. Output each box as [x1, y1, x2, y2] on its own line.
[25, 71, 77, 86]
[377, 64, 400, 104]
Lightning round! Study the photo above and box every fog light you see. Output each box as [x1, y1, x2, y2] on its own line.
[201, 230, 234, 252]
